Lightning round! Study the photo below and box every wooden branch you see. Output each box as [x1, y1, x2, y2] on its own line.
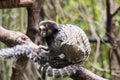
[111, 6, 120, 17]
[0, 26, 39, 80]
[0, 26, 37, 80]
[89, 37, 110, 43]
[106, 0, 112, 34]
[0, 26, 34, 47]
[71, 66, 108, 80]
[0, 0, 34, 8]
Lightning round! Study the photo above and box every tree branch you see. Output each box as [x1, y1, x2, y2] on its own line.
[89, 37, 110, 43]
[71, 66, 108, 80]
[0, 26, 34, 47]
[0, 26, 38, 80]
[0, 0, 34, 8]
[111, 6, 120, 17]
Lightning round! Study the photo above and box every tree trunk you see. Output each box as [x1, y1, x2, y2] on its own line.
[106, 0, 120, 80]
[11, 0, 45, 80]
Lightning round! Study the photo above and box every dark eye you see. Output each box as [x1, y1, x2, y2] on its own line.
[42, 28, 46, 31]
[39, 27, 41, 32]
[39, 25, 46, 31]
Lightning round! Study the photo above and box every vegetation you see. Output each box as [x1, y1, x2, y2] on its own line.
[0, 0, 120, 80]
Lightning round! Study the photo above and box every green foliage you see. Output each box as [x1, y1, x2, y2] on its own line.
[0, 8, 26, 80]
[43, 0, 116, 80]
[47, 77, 72, 80]
[0, 0, 120, 80]
[117, 0, 120, 4]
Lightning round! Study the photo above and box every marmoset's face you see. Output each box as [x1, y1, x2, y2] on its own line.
[39, 20, 58, 37]
[39, 25, 48, 37]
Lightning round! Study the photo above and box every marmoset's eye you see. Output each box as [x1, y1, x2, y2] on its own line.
[39, 25, 47, 31]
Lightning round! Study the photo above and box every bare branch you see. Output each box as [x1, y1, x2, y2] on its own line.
[0, 0, 34, 8]
[0, 26, 38, 80]
[0, 26, 34, 47]
[111, 6, 120, 17]
[71, 66, 108, 80]
[88, 62, 120, 78]
[89, 37, 109, 43]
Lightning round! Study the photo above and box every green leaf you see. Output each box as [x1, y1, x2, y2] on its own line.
[117, 0, 120, 4]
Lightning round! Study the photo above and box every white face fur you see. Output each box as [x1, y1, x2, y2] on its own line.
[39, 25, 47, 37]
[39, 20, 58, 38]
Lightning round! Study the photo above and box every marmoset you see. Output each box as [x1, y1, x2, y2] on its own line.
[0, 20, 91, 79]
[39, 20, 91, 78]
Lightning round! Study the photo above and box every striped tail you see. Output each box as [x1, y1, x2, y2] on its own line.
[41, 63, 81, 78]
[0, 44, 80, 78]
[0, 44, 48, 68]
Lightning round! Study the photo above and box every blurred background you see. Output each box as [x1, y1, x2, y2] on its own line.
[0, 0, 120, 80]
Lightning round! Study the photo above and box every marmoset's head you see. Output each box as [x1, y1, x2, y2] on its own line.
[39, 20, 59, 37]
